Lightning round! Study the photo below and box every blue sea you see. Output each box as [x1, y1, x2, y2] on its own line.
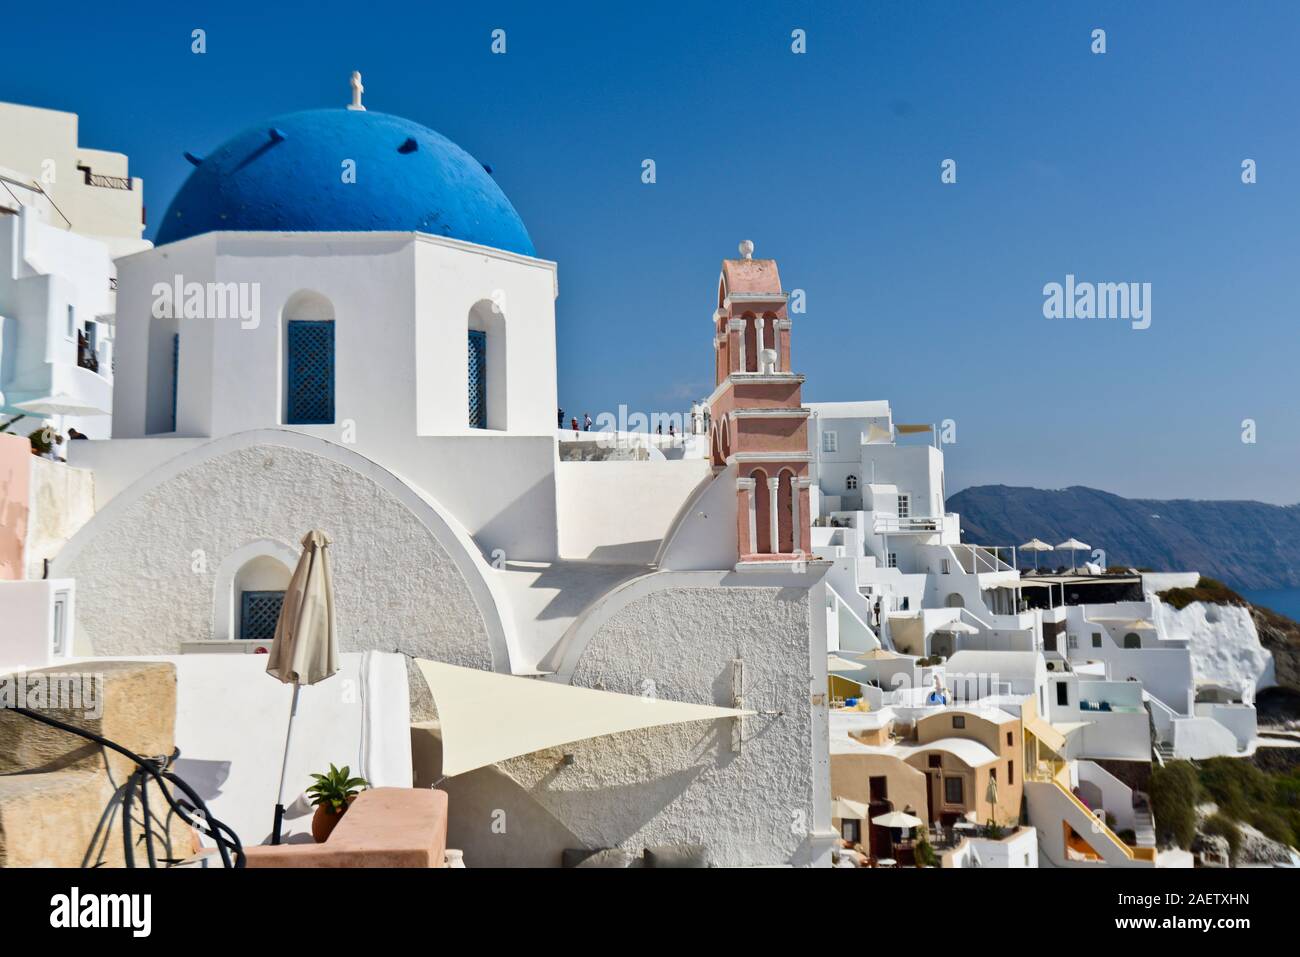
[1241, 588, 1300, 623]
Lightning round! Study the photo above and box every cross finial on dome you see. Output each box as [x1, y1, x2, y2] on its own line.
[348, 71, 366, 111]
[739, 239, 754, 259]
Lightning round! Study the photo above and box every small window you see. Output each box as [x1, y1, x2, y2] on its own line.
[1056, 682, 1069, 706]
[240, 590, 285, 641]
[1006, 731, 1013, 746]
[927, 755, 942, 769]
[1092, 633, 1103, 648]
[869, 776, 888, 800]
[941, 559, 951, 575]
[1008, 760, 1014, 785]
[846, 474, 858, 491]
[952, 715, 966, 729]
[67, 304, 76, 339]
[897, 494, 910, 518]
[1067, 634, 1078, 650]
[944, 777, 964, 805]
[52, 591, 69, 656]
[822, 430, 838, 453]
[887, 553, 898, 569]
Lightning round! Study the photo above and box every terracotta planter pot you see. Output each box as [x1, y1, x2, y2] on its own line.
[311, 795, 356, 844]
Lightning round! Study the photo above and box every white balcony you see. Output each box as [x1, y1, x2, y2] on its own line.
[873, 514, 943, 534]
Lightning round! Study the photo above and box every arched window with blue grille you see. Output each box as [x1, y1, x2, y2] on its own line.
[468, 329, 487, 429]
[286, 321, 335, 424]
[467, 299, 505, 430]
[282, 291, 336, 426]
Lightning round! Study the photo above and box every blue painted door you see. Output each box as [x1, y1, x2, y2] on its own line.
[287, 320, 335, 424]
[240, 590, 285, 641]
[468, 329, 487, 429]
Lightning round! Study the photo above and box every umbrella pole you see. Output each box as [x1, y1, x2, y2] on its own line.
[271, 681, 302, 845]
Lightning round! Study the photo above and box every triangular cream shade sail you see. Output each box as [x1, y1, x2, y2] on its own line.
[864, 423, 893, 444]
[415, 660, 755, 777]
[831, 797, 869, 820]
[828, 655, 867, 672]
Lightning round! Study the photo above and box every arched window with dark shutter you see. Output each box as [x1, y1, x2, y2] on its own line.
[468, 329, 487, 429]
[282, 290, 336, 426]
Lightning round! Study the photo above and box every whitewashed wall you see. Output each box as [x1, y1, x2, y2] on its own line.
[558, 459, 712, 563]
[76, 651, 412, 848]
[51, 439, 500, 698]
[503, 571, 833, 867]
[108, 231, 563, 560]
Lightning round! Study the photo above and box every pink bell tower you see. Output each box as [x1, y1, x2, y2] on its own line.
[708, 241, 811, 564]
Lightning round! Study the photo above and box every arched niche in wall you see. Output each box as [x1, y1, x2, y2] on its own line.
[467, 299, 507, 431]
[212, 538, 300, 641]
[751, 467, 771, 554]
[146, 311, 180, 435]
[741, 312, 758, 372]
[777, 468, 796, 553]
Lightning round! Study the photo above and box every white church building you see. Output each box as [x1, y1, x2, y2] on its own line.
[37, 83, 836, 866]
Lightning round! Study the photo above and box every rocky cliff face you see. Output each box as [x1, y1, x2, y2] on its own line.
[948, 484, 1300, 590]
[1251, 606, 1300, 697]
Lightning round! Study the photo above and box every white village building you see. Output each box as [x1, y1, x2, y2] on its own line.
[0, 102, 149, 442]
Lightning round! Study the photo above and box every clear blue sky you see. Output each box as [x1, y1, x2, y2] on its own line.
[5, 1, 1298, 503]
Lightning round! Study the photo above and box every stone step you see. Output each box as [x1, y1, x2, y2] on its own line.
[0, 660, 192, 868]
[0, 660, 177, 783]
[0, 768, 194, 867]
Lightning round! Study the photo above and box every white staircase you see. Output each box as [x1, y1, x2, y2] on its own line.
[1132, 801, 1156, 848]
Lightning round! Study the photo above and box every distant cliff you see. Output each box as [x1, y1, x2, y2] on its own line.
[947, 485, 1300, 591]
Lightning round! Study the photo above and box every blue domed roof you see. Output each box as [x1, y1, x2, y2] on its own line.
[156, 109, 535, 255]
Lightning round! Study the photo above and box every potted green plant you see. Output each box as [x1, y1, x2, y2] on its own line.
[27, 425, 62, 457]
[305, 764, 369, 843]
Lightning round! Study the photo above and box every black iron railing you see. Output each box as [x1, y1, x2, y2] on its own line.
[11, 707, 245, 868]
[77, 165, 133, 191]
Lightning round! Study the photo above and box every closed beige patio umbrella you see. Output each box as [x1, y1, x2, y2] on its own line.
[266, 530, 339, 844]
